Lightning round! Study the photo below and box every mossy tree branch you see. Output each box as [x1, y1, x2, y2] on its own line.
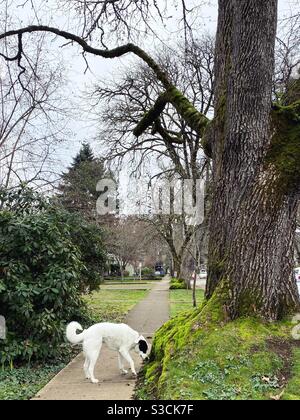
[133, 92, 169, 137]
[133, 86, 210, 139]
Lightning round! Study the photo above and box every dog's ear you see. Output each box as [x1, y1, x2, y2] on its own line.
[137, 336, 149, 354]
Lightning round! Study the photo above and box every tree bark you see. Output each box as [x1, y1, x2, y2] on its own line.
[206, 0, 300, 320]
[296, 240, 300, 265]
[173, 254, 182, 279]
[192, 273, 197, 308]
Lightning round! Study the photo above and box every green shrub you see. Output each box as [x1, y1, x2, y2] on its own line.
[0, 209, 87, 365]
[1, 186, 107, 294]
[0, 185, 46, 213]
[170, 277, 187, 290]
[141, 267, 154, 276]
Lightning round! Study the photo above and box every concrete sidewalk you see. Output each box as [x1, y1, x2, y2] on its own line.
[32, 277, 170, 400]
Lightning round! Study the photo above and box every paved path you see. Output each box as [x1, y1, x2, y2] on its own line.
[33, 277, 170, 400]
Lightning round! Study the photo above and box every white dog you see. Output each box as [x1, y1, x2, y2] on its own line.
[66, 321, 149, 384]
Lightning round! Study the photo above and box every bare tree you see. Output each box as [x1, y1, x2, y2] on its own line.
[105, 216, 161, 280]
[60, 0, 207, 46]
[136, 165, 210, 281]
[274, 13, 300, 99]
[89, 39, 213, 279]
[0, 30, 68, 190]
[61, 0, 165, 42]
[90, 37, 214, 180]
[145, 213, 191, 279]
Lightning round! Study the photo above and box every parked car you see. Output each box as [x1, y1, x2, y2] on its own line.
[199, 269, 207, 279]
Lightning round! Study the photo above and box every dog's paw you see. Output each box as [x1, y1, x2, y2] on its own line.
[91, 378, 99, 384]
[121, 370, 128, 375]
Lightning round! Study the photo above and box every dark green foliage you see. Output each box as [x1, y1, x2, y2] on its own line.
[169, 277, 186, 290]
[141, 267, 155, 276]
[57, 210, 107, 292]
[72, 142, 94, 168]
[0, 209, 87, 365]
[58, 158, 107, 219]
[57, 144, 114, 225]
[0, 359, 72, 400]
[141, 267, 160, 280]
[0, 185, 48, 214]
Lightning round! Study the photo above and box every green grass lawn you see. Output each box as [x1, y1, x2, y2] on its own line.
[103, 276, 162, 284]
[170, 289, 205, 318]
[84, 287, 150, 323]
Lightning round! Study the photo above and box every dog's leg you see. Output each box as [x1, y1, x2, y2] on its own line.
[119, 349, 137, 377]
[83, 355, 90, 379]
[86, 340, 102, 384]
[87, 349, 100, 384]
[118, 353, 128, 375]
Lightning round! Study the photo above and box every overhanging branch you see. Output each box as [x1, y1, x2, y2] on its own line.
[133, 92, 169, 137]
[0, 25, 209, 142]
[0, 25, 171, 89]
[133, 86, 210, 138]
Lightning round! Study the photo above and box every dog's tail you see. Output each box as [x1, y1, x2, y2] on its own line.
[66, 321, 85, 344]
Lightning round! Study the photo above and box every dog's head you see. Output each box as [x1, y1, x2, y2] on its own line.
[134, 335, 149, 360]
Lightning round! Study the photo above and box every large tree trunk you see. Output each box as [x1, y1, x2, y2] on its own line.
[173, 254, 182, 279]
[206, 0, 300, 320]
[296, 240, 300, 265]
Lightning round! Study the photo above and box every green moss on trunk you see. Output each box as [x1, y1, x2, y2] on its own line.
[266, 101, 300, 191]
